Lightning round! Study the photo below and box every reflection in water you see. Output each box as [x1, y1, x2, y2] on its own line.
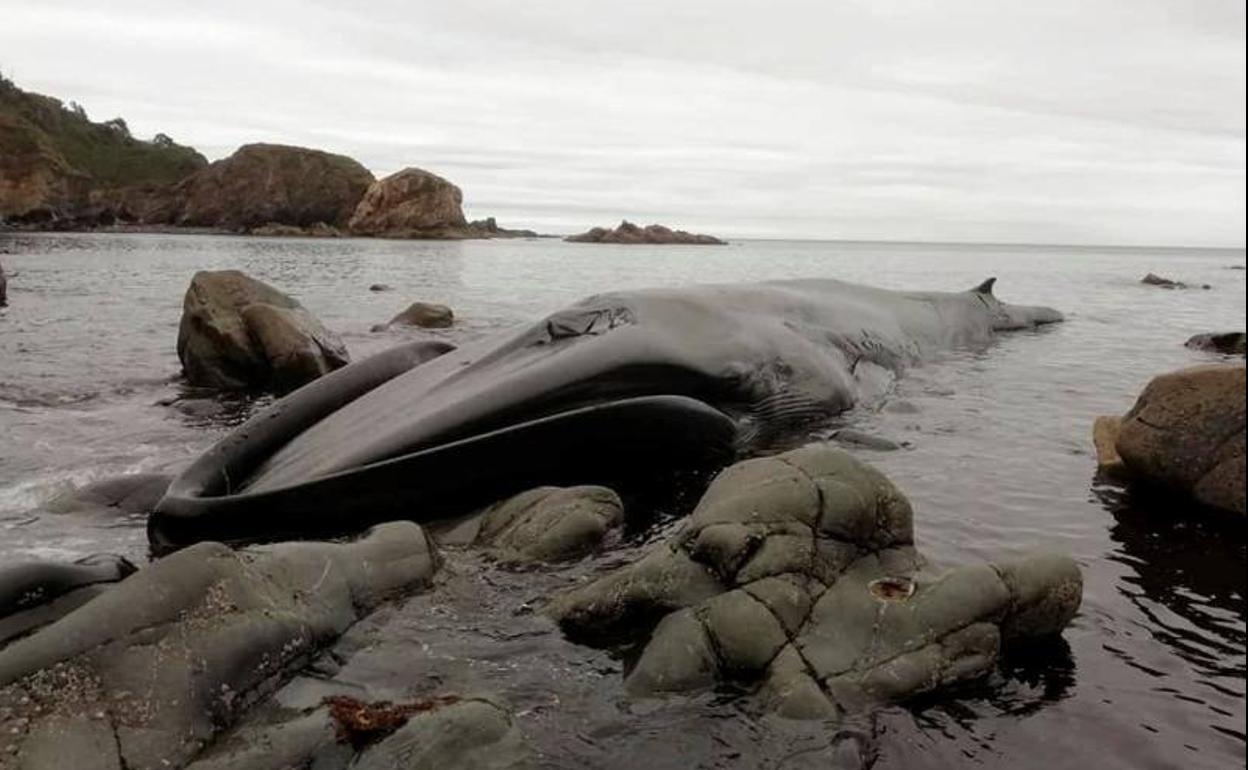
[1096, 480, 1246, 683]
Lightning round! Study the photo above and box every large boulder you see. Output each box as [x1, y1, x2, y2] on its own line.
[169, 144, 374, 230]
[1100, 364, 1245, 515]
[0, 522, 439, 770]
[565, 220, 725, 245]
[548, 444, 1081, 717]
[177, 270, 350, 393]
[348, 168, 468, 237]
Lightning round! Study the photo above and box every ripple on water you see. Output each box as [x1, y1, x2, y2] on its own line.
[0, 233, 1243, 768]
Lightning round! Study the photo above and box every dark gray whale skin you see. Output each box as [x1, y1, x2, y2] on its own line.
[150, 277, 1061, 550]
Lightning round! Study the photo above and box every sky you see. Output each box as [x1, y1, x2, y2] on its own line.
[2, 0, 1244, 246]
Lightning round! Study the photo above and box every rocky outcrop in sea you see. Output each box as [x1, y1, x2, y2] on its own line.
[565, 220, 726, 244]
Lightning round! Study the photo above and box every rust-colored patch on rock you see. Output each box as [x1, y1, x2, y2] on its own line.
[325, 693, 461, 749]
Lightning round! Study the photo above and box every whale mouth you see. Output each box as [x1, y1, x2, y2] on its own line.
[151, 388, 737, 552]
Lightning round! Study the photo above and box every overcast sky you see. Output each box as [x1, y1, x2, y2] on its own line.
[3, 0, 1244, 245]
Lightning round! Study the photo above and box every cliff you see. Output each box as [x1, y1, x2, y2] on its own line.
[166, 144, 375, 231]
[0, 74, 206, 225]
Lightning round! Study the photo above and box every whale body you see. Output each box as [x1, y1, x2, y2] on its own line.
[150, 277, 1062, 550]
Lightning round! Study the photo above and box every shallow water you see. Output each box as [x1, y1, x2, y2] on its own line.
[0, 232, 1244, 768]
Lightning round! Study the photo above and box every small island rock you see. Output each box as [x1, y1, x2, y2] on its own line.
[565, 220, 725, 245]
[1141, 273, 1210, 290]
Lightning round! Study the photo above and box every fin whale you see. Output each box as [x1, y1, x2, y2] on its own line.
[150, 277, 1062, 550]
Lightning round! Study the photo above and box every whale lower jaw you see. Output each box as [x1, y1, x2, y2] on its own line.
[149, 394, 737, 552]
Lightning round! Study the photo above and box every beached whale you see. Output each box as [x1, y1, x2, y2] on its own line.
[150, 277, 1062, 550]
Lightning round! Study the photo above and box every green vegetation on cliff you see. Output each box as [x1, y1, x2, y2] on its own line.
[0, 72, 206, 222]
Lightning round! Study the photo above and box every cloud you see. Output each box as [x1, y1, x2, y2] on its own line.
[2, 0, 1243, 245]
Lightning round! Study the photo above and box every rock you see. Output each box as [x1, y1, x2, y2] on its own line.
[43, 473, 171, 515]
[1185, 332, 1246, 356]
[548, 444, 1082, 715]
[177, 269, 350, 393]
[0, 522, 439, 770]
[0, 555, 136, 644]
[1109, 364, 1245, 514]
[1141, 273, 1210, 290]
[565, 220, 726, 245]
[169, 144, 373, 230]
[474, 486, 623, 563]
[246, 221, 343, 238]
[377, 301, 454, 331]
[184, 694, 533, 770]
[0, 77, 205, 227]
[829, 429, 906, 451]
[0, 261, 7, 306]
[1092, 416, 1126, 475]
[350, 696, 533, 770]
[467, 217, 540, 239]
[348, 168, 468, 237]
[368, 283, 393, 292]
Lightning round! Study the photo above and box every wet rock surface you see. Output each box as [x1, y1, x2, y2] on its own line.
[549, 444, 1082, 716]
[0, 522, 437, 770]
[1104, 363, 1246, 515]
[177, 269, 350, 393]
[473, 486, 624, 563]
[1141, 272, 1210, 290]
[379, 300, 454, 330]
[1185, 331, 1246, 356]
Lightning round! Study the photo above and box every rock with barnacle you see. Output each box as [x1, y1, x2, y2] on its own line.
[547, 443, 1082, 718]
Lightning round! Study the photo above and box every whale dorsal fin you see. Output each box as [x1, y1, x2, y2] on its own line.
[972, 277, 997, 295]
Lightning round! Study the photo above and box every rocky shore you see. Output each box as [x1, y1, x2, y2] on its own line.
[0, 442, 1082, 769]
[0, 77, 539, 240]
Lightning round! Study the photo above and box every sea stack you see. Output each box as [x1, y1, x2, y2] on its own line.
[348, 167, 469, 237]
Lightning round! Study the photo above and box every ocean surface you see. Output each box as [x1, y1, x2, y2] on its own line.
[0, 232, 1244, 769]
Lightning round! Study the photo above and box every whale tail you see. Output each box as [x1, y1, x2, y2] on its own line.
[972, 277, 997, 295]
